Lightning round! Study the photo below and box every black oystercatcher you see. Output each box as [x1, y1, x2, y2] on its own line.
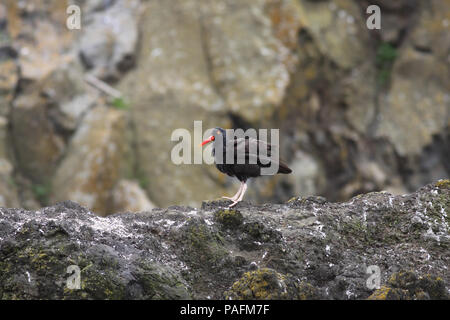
[201, 128, 292, 208]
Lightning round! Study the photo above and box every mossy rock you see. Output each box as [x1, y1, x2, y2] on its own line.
[416, 275, 448, 300]
[214, 209, 244, 229]
[180, 221, 228, 269]
[133, 261, 191, 299]
[225, 268, 318, 300]
[368, 271, 449, 300]
[243, 222, 281, 243]
[435, 179, 450, 190]
[297, 282, 320, 300]
[367, 286, 410, 300]
[74, 268, 127, 300]
[388, 270, 418, 290]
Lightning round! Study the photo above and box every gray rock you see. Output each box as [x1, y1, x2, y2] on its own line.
[374, 0, 450, 156]
[42, 62, 97, 132]
[286, 150, 326, 197]
[79, 0, 140, 80]
[110, 179, 156, 214]
[201, 0, 301, 121]
[296, 0, 371, 70]
[0, 181, 448, 299]
[50, 106, 127, 215]
[10, 82, 65, 184]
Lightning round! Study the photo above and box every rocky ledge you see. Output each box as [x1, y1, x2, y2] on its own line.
[0, 181, 449, 300]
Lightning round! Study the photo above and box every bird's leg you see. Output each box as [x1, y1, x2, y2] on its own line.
[222, 181, 244, 202]
[229, 182, 247, 208]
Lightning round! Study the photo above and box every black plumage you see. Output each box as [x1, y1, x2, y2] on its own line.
[201, 127, 292, 207]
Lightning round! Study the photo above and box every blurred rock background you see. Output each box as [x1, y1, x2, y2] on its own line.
[0, 0, 448, 215]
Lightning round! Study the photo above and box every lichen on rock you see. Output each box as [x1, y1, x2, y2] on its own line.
[368, 270, 449, 300]
[225, 268, 318, 300]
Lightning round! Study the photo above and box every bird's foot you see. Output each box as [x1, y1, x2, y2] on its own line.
[222, 196, 238, 202]
[228, 200, 241, 208]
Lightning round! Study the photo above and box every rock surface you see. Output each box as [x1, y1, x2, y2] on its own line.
[110, 179, 156, 214]
[0, 181, 448, 300]
[79, 0, 140, 81]
[51, 105, 128, 215]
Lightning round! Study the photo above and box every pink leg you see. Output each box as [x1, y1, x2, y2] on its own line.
[222, 181, 244, 202]
[228, 182, 247, 208]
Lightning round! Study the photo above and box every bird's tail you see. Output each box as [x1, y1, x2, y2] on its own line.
[277, 160, 292, 174]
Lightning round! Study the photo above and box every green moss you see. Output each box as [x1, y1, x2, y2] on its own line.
[376, 42, 397, 65]
[297, 282, 319, 300]
[0, 244, 69, 299]
[416, 274, 448, 299]
[367, 286, 409, 300]
[16, 246, 61, 272]
[341, 212, 408, 246]
[287, 196, 306, 205]
[342, 217, 369, 244]
[214, 209, 244, 229]
[343, 218, 367, 234]
[225, 268, 317, 300]
[61, 255, 127, 300]
[435, 179, 450, 190]
[189, 225, 210, 249]
[225, 268, 286, 300]
[79, 270, 126, 299]
[183, 223, 227, 268]
[368, 271, 449, 300]
[0, 245, 127, 300]
[388, 270, 417, 290]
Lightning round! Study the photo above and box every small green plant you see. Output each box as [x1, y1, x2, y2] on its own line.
[32, 183, 51, 204]
[7, 176, 16, 188]
[138, 175, 149, 190]
[376, 43, 397, 65]
[376, 42, 397, 86]
[111, 97, 129, 110]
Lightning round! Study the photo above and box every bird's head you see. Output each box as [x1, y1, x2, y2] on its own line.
[200, 127, 225, 147]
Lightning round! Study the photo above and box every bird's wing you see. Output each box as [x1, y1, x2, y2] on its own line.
[231, 137, 274, 165]
[232, 137, 272, 156]
[226, 137, 291, 173]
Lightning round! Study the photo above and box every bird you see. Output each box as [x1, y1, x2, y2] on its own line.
[200, 127, 292, 208]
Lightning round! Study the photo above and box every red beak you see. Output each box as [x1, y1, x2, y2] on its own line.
[200, 135, 215, 146]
